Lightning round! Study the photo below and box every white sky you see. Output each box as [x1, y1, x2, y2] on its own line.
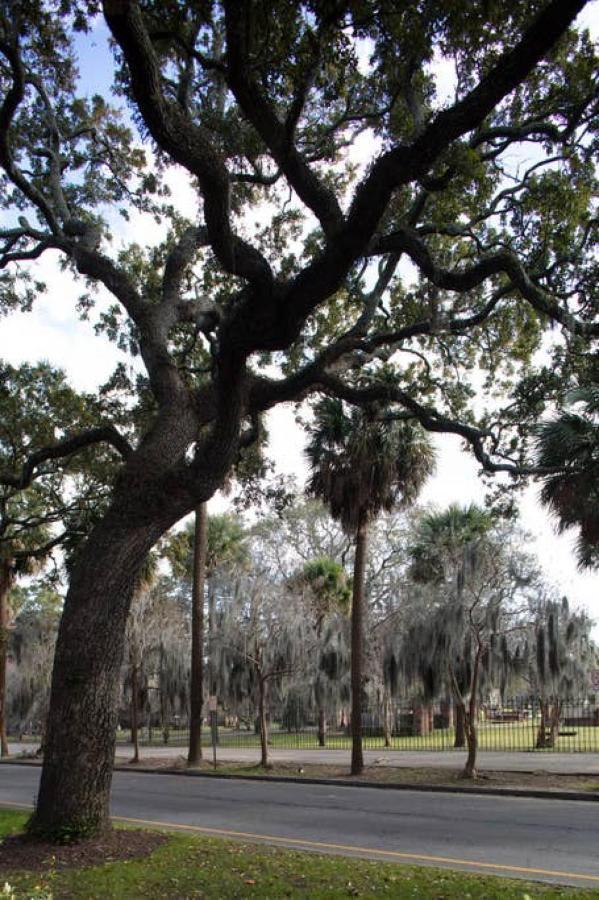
[0, 8, 596, 628]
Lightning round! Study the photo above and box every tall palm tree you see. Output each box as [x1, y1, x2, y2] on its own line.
[535, 385, 599, 569]
[306, 399, 434, 774]
[165, 511, 248, 765]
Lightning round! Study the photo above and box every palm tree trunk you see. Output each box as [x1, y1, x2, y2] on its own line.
[350, 516, 368, 776]
[130, 661, 140, 763]
[207, 583, 219, 744]
[0, 562, 14, 758]
[188, 502, 207, 766]
[383, 688, 392, 748]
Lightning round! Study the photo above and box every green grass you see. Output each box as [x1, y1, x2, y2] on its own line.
[1, 810, 598, 898]
[113, 721, 599, 754]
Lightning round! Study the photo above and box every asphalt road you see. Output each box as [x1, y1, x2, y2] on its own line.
[1, 766, 598, 888]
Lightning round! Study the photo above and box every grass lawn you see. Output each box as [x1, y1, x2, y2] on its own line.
[111, 722, 599, 753]
[0, 810, 598, 898]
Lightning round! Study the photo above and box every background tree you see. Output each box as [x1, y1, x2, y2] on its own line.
[399, 513, 535, 776]
[306, 399, 434, 773]
[214, 567, 312, 767]
[407, 504, 495, 747]
[7, 582, 61, 752]
[520, 594, 595, 747]
[293, 556, 351, 746]
[0, 0, 595, 837]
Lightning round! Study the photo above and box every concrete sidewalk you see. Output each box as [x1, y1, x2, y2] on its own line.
[9, 741, 599, 774]
[117, 744, 599, 774]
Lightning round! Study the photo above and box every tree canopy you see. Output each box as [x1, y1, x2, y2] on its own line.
[0, 0, 596, 838]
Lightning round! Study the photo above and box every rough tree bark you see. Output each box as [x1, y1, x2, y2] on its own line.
[187, 502, 207, 766]
[462, 644, 484, 779]
[317, 707, 327, 747]
[454, 703, 466, 748]
[536, 699, 549, 748]
[258, 675, 269, 768]
[27, 475, 201, 838]
[350, 516, 368, 776]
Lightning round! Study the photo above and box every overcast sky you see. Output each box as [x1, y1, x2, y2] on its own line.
[0, 9, 596, 629]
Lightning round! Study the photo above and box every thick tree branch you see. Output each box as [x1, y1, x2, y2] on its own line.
[372, 228, 599, 337]
[103, 0, 273, 287]
[259, 0, 588, 354]
[0, 426, 133, 490]
[0, 29, 60, 232]
[223, 1, 344, 237]
[346, 0, 587, 258]
[314, 373, 557, 478]
[161, 226, 209, 308]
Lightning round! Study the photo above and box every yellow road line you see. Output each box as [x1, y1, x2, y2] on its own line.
[2, 800, 598, 885]
[114, 813, 599, 884]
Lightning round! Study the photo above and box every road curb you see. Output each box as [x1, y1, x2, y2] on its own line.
[2, 757, 598, 802]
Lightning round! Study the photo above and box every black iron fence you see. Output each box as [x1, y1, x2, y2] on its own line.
[117, 697, 599, 753]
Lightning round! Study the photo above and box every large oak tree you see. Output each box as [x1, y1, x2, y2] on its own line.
[0, 0, 596, 837]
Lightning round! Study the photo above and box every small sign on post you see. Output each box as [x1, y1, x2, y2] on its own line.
[208, 696, 218, 770]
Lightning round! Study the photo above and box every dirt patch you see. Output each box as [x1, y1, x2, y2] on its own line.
[149, 760, 599, 792]
[0, 828, 167, 872]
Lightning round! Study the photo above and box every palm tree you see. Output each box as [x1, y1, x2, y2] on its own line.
[306, 399, 434, 774]
[165, 511, 248, 765]
[408, 504, 494, 585]
[535, 385, 599, 569]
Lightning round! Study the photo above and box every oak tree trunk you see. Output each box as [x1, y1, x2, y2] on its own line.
[536, 699, 548, 749]
[463, 711, 478, 778]
[28, 503, 174, 840]
[350, 517, 368, 776]
[259, 676, 269, 768]
[188, 502, 207, 766]
[454, 702, 466, 747]
[461, 644, 483, 779]
[317, 707, 326, 747]
[549, 699, 561, 747]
